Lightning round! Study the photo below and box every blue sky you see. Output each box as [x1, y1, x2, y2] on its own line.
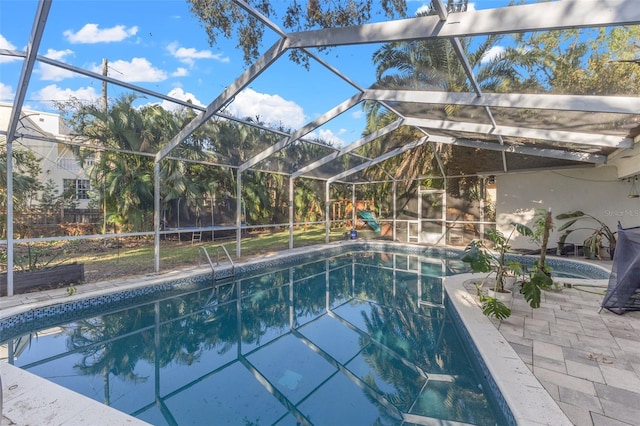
[1, 1, 510, 146]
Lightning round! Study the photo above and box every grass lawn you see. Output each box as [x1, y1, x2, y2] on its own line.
[9, 226, 354, 284]
[3, 225, 386, 294]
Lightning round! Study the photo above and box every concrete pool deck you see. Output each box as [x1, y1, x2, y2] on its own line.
[446, 270, 640, 426]
[0, 246, 638, 425]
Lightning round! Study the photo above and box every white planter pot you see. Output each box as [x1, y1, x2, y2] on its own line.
[488, 288, 512, 302]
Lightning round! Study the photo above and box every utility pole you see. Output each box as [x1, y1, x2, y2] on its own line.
[102, 58, 108, 112]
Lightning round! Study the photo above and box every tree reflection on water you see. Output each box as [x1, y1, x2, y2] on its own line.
[9, 251, 505, 425]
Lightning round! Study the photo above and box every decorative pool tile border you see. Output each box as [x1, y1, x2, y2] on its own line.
[229, 241, 431, 277]
[503, 253, 610, 279]
[0, 277, 213, 341]
[445, 295, 516, 426]
[228, 242, 609, 280]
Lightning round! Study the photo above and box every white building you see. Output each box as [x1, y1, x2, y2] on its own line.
[0, 102, 93, 209]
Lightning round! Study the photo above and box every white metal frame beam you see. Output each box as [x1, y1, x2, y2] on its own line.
[328, 137, 430, 183]
[291, 119, 404, 178]
[238, 93, 364, 172]
[286, 0, 640, 49]
[4, 0, 51, 296]
[4, 4, 50, 146]
[155, 38, 289, 161]
[426, 134, 607, 164]
[364, 89, 640, 115]
[403, 117, 632, 149]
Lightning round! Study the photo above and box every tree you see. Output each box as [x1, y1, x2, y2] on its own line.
[187, 0, 408, 65]
[507, 26, 640, 95]
[0, 146, 42, 212]
[59, 95, 213, 231]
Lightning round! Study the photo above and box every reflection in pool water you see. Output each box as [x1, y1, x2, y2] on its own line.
[3, 250, 514, 425]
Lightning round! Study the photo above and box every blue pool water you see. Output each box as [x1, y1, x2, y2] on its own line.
[1, 248, 512, 425]
[0, 246, 606, 425]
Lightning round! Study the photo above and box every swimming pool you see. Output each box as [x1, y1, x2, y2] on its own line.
[1, 246, 514, 425]
[0, 243, 605, 425]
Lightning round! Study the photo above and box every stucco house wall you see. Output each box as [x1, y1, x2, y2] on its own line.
[0, 103, 92, 209]
[495, 166, 640, 254]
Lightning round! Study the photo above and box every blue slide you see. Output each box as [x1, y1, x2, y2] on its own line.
[358, 210, 381, 232]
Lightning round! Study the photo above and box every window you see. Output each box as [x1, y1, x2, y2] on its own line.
[57, 157, 95, 172]
[77, 179, 90, 199]
[63, 179, 91, 200]
[58, 158, 80, 172]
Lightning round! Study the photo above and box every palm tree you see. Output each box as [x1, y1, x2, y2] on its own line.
[63, 95, 216, 231]
[363, 0, 519, 186]
[0, 147, 41, 211]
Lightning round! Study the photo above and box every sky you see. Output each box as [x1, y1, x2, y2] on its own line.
[0, 0, 509, 147]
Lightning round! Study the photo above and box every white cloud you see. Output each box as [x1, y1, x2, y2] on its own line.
[351, 110, 363, 119]
[415, 5, 431, 15]
[34, 84, 100, 106]
[308, 128, 345, 147]
[0, 82, 14, 101]
[167, 42, 229, 67]
[172, 67, 188, 77]
[0, 34, 20, 63]
[64, 24, 138, 43]
[0, 34, 15, 49]
[416, 2, 475, 15]
[37, 48, 75, 81]
[226, 88, 306, 129]
[481, 46, 505, 63]
[160, 87, 204, 111]
[90, 57, 167, 82]
[44, 48, 74, 62]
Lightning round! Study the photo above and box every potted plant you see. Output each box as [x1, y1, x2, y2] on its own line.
[462, 212, 555, 318]
[556, 211, 616, 259]
[461, 224, 531, 318]
[504, 259, 524, 290]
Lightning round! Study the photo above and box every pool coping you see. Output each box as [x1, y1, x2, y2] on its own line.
[0, 241, 608, 425]
[444, 273, 574, 426]
[1, 361, 151, 425]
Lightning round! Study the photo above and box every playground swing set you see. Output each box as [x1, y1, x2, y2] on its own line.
[333, 198, 392, 238]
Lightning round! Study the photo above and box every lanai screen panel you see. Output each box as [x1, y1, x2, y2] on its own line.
[499, 135, 618, 157]
[304, 42, 394, 91]
[252, 139, 338, 175]
[349, 128, 420, 159]
[231, 50, 363, 133]
[435, 144, 588, 175]
[394, 103, 492, 126]
[490, 107, 638, 139]
[302, 152, 370, 180]
[174, 118, 279, 167]
[502, 153, 588, 172]
[337, 169, 373, 184]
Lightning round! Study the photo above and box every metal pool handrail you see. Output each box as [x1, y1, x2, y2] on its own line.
[201, 245, 235, 279]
